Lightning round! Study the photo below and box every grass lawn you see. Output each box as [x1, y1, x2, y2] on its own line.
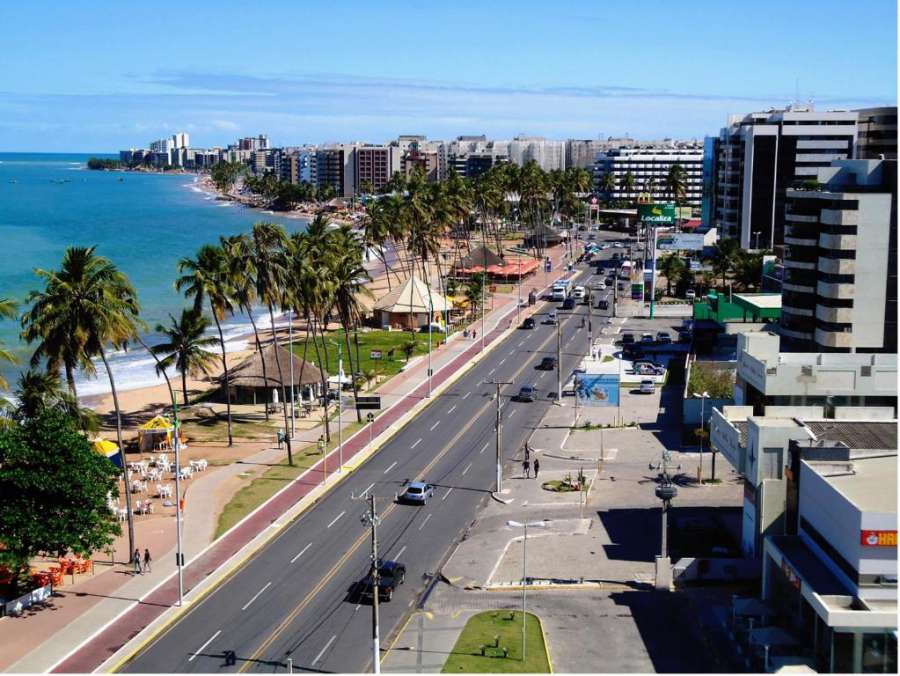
[213, 420, 365, 539]
[180, 416, 274, 442]
[442, 611, 550, 673]
[290, 329, 436, 386]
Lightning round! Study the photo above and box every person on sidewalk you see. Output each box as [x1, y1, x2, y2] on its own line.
[472, 329, 477, 340]
[522, 459, 530, 479]
[524, 443, 531, 464]
[143, 548, 152, 573]
[132, 549, 142, 575]
[533, 458, 540, 479]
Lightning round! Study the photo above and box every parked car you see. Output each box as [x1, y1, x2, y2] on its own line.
[639, 379, 655, 394]
[358, 560, 406, 602]
[621, 332, 635, 345]
[592, 281, 606, 291]
[685, 289, 697, 301]
[538, 357, 558, 370]
[561, 297, 576, 310]
[516, 385, 537, 402]
[587, 233, 596, 240]
[400, 481, 434, 505]
[613, 242, 625, 248]
[600, 243, 610, 250]
[522, 317, 535, 329]
[641, 333, 654, 343]
[656, 331, 672, 344]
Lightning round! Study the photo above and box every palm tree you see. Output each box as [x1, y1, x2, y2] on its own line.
[176, 244, 235, 446]
[732, 251, 766, 291]
[25, 246, 143, 553]
[621, 172, 636, 199]
[13, 368, 99, 432]
[600, 172, 617, 198]
[658, 256, 687, 297]
[464, 272, 486, 320]
[151, 310, 219, 406]
[665, 163, 688, 206]
[0, 298, 17, 390]
[709, 239, 740, 287]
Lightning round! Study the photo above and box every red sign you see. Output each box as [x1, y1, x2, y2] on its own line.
[860, 530, 897, 547]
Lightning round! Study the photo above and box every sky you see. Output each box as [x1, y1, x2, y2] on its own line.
[1, 0, 896, 152]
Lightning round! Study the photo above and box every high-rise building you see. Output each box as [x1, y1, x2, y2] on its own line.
[855, 106, 898, 160]
[565, 139, 605, 169]
[316, 145, 357, 197]
[355, 145, 401, 193]
[238, 135, 270, 151]
[172, 132, 190, 149]
[594, 141, 704, 207]
[507, 136, 565, 171]
[713, 105, 858, 249]
[780, 159, 897, 353]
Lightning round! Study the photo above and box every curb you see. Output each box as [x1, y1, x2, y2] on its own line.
[536, 613, 554, 673]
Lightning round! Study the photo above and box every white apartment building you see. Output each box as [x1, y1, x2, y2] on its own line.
[506, 136, 565, 171]
[593, 141, 704, 206]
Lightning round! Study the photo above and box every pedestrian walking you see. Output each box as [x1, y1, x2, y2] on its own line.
[533, 458, 540, 479]
[463, 328, 469, 338]
[472, 329, 477, 340]
[522, 459, 530, 478]
[132, 549, 142, 575]
[524, 444, 531, 463]
[143, 548, 152, 573]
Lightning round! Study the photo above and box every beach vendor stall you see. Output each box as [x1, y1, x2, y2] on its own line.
[92, 438, 122, 468]
[137, 415, 176, 453]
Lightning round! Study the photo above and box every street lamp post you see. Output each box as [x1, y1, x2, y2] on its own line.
[489, 381, 512, 492]
[427, 278, 433, 398]
[358, 495, 383, 674]
[507, 520, 548, 663]
[288, 308, 295, 439]
[556, 318, 562, 404]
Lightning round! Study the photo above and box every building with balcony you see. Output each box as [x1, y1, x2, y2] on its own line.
[734, 331, 898, 415]
[355, 145, 401, 193]
[781, 159, 897, 353]
[855, 107, 897, 160]
[593, 142, 704, 207]
[712, 106, 858, 248]
[316, 145, 357, 198]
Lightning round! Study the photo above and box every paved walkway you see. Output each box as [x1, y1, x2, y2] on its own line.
[1, 246, 574, 674]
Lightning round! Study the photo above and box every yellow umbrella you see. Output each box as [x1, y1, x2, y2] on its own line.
[138, 415, 172, 430]
[93, 438, 118, 454]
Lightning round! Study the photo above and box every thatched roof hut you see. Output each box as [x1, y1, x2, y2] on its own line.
[456, 245, 504, 270]
[223, 343, 326, 405]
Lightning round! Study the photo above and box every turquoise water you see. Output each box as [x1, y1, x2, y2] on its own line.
[0, 153, 306, 395]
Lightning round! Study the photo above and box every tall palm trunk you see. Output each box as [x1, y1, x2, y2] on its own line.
[135, 335, 178, 411]
[341, 318, 362, 423]
[243, 304, 269, 421]
[64, 361, 78, 400]
[98, 346, 135, 558]
[310, 317, 331, 442]
[211, 311, 233, 446]
[267, 304, 293, 466]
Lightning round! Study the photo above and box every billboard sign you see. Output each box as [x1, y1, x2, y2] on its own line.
[656, 233, 706, 251]
[631, 283, 644, 300]
[860, 530, 897, 547]
[638, 203, 676, 224]
[574, 373, 619, 406]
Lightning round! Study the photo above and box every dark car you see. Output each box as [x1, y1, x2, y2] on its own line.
[597, 299, 609, 310]
[522, 317, 535, 329]
[678, 329, 692, 343]
[621, 332, 635, 345]
[358, 560, 406, 602]
[561, 297, 576, 310]
[538, 356, 558, 370]
[516, 385, 537, 402]
[656, 331, 672, 344]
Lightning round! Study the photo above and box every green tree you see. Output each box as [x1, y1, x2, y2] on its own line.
[210, 161, 245, 193]
[465, 272, 487, 320]
[665, 163, 688, 205]
[12, 368, 99, 433]
[0, 408, 121, 593]
[401, 337, 417, 362]
[600, 171, 617, 197]
[658, 255, 687, 297]
[151, 310, 219, 406]
[176, 244, 235, 446]
[0, 298, 17, 390]
[621, 172, 636, 200]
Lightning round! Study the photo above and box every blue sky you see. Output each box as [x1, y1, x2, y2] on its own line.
[1, 0, 896, 151]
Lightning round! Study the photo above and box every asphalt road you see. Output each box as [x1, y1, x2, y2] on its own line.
[123, 244, 619, 674]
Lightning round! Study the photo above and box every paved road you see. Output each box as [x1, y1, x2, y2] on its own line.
[123, 245, 619, 674]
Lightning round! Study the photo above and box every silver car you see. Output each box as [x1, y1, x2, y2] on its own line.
[400, 481, 434, 504]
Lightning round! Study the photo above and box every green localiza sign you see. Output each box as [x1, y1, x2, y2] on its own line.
[638, 203, 677, 224]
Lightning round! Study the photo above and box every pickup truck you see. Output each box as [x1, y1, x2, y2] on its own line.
[358, 560, 406, 602]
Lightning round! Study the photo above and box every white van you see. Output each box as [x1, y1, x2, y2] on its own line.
[551, 284, 567, 301]
[572, 285, 586, 300]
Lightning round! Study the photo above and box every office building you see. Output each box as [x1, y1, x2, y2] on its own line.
[781, 159, 897, 353]
[355, 145, 401, 193]
[171, 132, 189, 149]
[855, 107, 897, 160]
[713, 105, 858, 248]
[594, 141, 704, 207]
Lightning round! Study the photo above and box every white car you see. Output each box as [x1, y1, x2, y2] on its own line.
[639, 379, 655, 394]
[613, 242, 625, 248]
[600, 244, 610, 250]
[685, 289, 697, 301]
[592, 281, 606, 291]
[572, 286, 586, 299]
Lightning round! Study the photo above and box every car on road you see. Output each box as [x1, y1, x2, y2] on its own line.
[592, 281, 606, 290]
[546, 312, 558, 325]
[587, 233, 596, 240]
[572, 285, 586, 299]
[639, 379, 655, 394]
[522, 317, 535, 329]
[634, 361, 665, 375]
[621, 332, 635, 345]
[613, 242, 624, 248]
[641, 332, 655, 343]
[656, 331, 672, 344]
[538, 356, 558, 370]
[600, 243, 610, 250]
[357, 560, 406, 602]
[597, 298, 609, 310]
[516, 385, 537, 402]
[561, 297, 576, 310]
[611, 252, 621, 261]
[685, 289, 696, 301]
[399, 481, 434, 505]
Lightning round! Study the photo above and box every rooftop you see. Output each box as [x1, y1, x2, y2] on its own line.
[733, 293, 782, 311]
[808, 454, 898, 514]
[803, 420, 898, 450]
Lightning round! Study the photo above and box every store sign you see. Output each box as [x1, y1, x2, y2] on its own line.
[781, 557, 801, 590]
[638, 203, 676, 224]
[657, 233, 705, 251]
[574, 373, 619, 407]
[860, 530, 897, 547]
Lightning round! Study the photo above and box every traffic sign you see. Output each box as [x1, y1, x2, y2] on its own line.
[356, 395, 382, 410]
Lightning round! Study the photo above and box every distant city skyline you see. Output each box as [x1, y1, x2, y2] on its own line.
[1, 0, 896, 152]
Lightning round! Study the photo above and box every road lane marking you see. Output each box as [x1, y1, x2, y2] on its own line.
[447, 405, 457, 414]
[411, 438, 422, 449]
[241, 582, 272, 611]
[508, 408, 517, 417]
[189, 630, 221, 662]
[361, 482, 375, 497]
[430, 421, 440, 431]
[290, 543, 312, 564]
[383, 461, 397, 474]
[488, 368, 496, 376]
[418, 514, 432, 530]
[312, 635, 337, 666]
[517, 340, 524, 347]
[462, 391, 471, 400]
[462, 462, 472, 476]
[442, 488, 454, 501]
[327, 511, 346, 529]
[395, 545, 407, 559]
[498, 358, 506, 366]
[480, 442, 489, 454]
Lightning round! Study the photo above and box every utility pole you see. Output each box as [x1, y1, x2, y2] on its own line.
[338, 342, 343, 472]
[427, 277, 433, 398]
[587, 289, 593, 359]
[488, 380, 512, 492]
[556, 318, 562, 404]
[481, 221, 487, 353]
[357, 493, 383, 674]
[172, 400, 184, 605]
[288, 308, 295, 438]
[649, 225, 659, 319]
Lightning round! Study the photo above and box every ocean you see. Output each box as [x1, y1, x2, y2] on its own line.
[0, 153, 307, 397]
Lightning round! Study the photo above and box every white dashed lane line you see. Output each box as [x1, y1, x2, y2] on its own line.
[411, 438, 422, 449]
[418, 514, 432, 531]
[290, 542, 312, 564]
[462, 462, 472, 476]
[327, 511, 346, 529]
[312, 635, 337, 666]
[447, 405, 457, 414]
[241, 581, 271, 611]
[189, 630, 221, 662]
[383, 461, 397, 474]
[430, 420, 440, 431]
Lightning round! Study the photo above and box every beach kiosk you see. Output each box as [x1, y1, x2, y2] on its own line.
[137, 415, 176, 453]
[372, 275, 450, 330]
[93, 438, 122, 468]
[225, 343, 325, 410]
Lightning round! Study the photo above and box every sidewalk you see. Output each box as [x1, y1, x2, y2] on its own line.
[13, 246, 573, 674]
